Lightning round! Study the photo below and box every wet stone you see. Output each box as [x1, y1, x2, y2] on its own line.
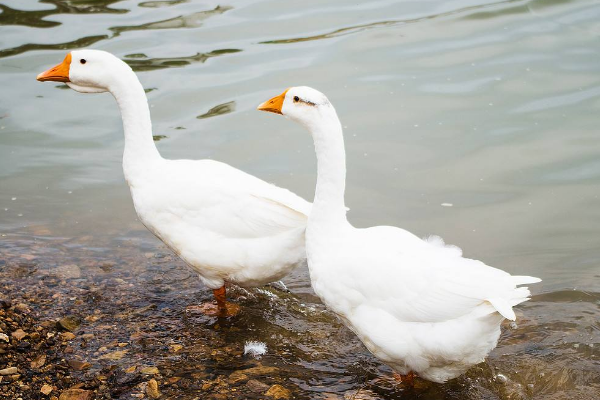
[141, 366, 159, 375]
[495, 373, 508, 384]
[11, 328, 28, 340]
[58, 316, 81, 332]
[67, 360, 91, 371]
[99, 350, 127, 360]
[146, 378, 160, 399]
[40, 384, 53, 395]
[14, 303, 30, 314]
[58, 388, 93, 400]
[169, 344, 183, 353]
[30, 354, 46, 369]
[54, 265, 82, 279]
[246, 379, 270, 393]
[265, 384, 292, 400]
[344, 390, 379, 400]
[0, 366, 18, 375]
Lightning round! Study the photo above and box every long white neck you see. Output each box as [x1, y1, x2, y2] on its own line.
[305, 109, 348, 226]
[109, 70, 161, 184]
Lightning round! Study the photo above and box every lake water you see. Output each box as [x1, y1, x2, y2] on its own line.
[1, 0, 599, 398]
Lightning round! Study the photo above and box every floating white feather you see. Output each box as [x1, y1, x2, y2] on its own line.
[244, 341, 267, 359]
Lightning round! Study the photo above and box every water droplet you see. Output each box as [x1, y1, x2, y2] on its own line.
[11, 197, 16, 201]
[441, 203, 453, 207]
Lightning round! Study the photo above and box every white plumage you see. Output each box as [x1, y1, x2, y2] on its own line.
[258, 86, 541, 383]
[38, 50, 310, 313]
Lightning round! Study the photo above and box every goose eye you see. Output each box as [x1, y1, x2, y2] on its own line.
[293, 96, 299, 103]
[80, 59, 87, 65]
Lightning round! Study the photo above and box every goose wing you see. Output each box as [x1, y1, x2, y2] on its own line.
[344, 228, 540, 322]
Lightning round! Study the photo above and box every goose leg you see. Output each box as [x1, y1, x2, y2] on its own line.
[393, 371, 417, 386]
[196, 286, 241, 317]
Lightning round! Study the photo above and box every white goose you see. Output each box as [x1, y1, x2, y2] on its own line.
[258, 87, 541, 383]
[37, 50, 311, 316]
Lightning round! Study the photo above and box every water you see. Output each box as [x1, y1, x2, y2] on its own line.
[1, 0, 599, 398]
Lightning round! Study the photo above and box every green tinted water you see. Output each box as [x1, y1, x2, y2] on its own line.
[1, 0, 599, 398]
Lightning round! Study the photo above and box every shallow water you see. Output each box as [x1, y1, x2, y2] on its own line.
[1, 0, 599, 398]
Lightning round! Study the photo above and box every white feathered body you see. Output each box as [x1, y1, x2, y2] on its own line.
[126, 157, 310, 289]
[261, 85, 541, 384]
[39, 50, 312, 293]
[307, 222, 539, 382]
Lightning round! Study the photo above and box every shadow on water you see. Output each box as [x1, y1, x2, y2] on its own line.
[197, 101, 236, 119]
[123, 49, 241, 72]
[138, 0, 189, 8]
[0, 35, 109, 59]
[0, 2, 235, 60]
[0, 0, 126, 29]
[110, 5, 231, 35]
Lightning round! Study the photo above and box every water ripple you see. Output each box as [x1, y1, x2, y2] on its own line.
[123, 49, 241, 71]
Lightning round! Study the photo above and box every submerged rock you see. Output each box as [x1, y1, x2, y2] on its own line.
[99, 350, 127, 360]
[59, 388, 92, 400]
[141, 366, 160, 375]
[265, 384, 292, 400]
[68, 360, 91, 371]
[146, 378, 160, 399]
[246, 379, 270, 393]
[58, 316, 81, 332]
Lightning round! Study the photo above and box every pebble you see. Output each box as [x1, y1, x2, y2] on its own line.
[40, 384, 53, 395]
[11, 329, 28, 340]
[495, 373, 508, 384]
[141, 366, 159, 375]
[58, 388, 92, 400]
[30, 354, 46, 369]
[67, 360, 91, 371]
[99, 350, 127, 360]
[61, 332, 76, 341]
[344, 390, 379, 400]
[0, 367, 18, 375]
[54, 265, 82, 279]
[58, 316, 81, 332]
[265, 384, 291, 400]
[169, 344, 183, 353]
[146, 378, 160, 399]
[14, 303, 30, 314]
[246, 379, 270, 393]
[0, 333, 8, 342]
[228, 372, 248, 385]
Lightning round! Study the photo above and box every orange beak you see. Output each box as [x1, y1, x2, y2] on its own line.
[257, 88, 289, 115]
[37, 53, 71, 82]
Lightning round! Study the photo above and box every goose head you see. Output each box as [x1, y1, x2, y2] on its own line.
[37, 49, 132, 93]
[257, 86, 335, 129]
